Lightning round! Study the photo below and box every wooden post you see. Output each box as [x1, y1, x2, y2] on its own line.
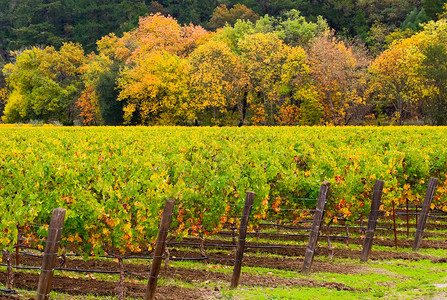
[406, 199, 410, 239]
[145, 199, 175, 300]
[36, 208, 66, 300]
[392, 201, 398, 250]
[415, 204, 419, 228]
[15, 228, 22, 266]
[302, 181, 330, 274]
[2, 250, 13, 290]
[413, 177, 438, 251]
[230, 191, 255, 289]
[360, 180, 384, 262]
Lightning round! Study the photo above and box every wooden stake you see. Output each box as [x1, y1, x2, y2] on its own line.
[406, 199, 410, 239]
[117, 256, 126, 300]
[413, 178, 438, 251]
[392, 201, 398, 250]
[230, 191, 255, 289]
[415, 204, 418, 228]
[2, 250, 13, 290]
[360, 180, 384, 262]
[36, 208, 66, 300]
[145, 199, 175, 300]
[302, 181, 330, 274]
[15, 228, 22, 266]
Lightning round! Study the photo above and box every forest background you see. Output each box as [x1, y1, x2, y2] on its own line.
[0, 0, 446, 126]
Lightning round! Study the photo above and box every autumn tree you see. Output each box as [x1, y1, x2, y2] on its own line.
[2, 43, 85, 124]
[77, 14, 212, 126]
[208, 4, 259, 30]
[77, 52, 113, 125]
[279, 46, 321, 125]
[240, 31, 317, 125]
[240, 32, 291, 125]
[112, 14, 212, 125]
[117, 51, 191, 125]
[189, 39, 248, 124]
[308, 32, 371, 125]
[367, 35, 425, 124]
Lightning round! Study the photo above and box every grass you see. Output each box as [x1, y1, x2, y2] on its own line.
[225, 257, 447, 299]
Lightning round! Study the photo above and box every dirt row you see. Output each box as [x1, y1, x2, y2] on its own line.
[1, 253, 357, 299]
[2, 237, 442, 299]
[183, 234, 447, 252]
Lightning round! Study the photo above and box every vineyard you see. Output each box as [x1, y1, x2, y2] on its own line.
[1, 125, 447, 298]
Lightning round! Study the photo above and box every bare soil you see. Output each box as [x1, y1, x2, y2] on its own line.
[0, 251, 356, 299]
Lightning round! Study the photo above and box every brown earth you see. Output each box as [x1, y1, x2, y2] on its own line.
[0, 251, 357, 299]
[217, 230, 447, 249]
[175, 237, 447, 257]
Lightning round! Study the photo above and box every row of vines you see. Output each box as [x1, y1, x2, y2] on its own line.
[0, 126, 446, 258]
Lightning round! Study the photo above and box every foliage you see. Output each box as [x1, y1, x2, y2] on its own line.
[308, 32, 371, 125]
[2, 11, 447, 126]
[367, 36, 425, 125]
[117, 51, 191, 125]
[96, 62, 124, 126]
[189, 39, 244, 123]
[208, 4, 260, 30]
[2, 43, 85, 124]
[1, 126, 447, 254]
[77, 52, 114, 125]
[273, 10, 329, 46]
[367, 19, 447, 125]
[417, 19, 447, 124]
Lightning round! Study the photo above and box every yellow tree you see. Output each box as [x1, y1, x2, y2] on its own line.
[118, 13, 212, 61]
[117, 51, 191, 125]
[111, 14, 212, 125]
[278, 46, 321, 125]
[189, 39, 248, 124]
[368, 35, 425, 125]
[240, 32, 292, 125]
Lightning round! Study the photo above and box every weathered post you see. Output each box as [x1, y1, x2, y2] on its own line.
[302, 181, 330, 274]
[36, 208, 66, 300]
[230, 191, 255, 288]
[360, 180, 384, 262]
[392, 201, 398, 250]
[145, 199, 175, 300]
[413, 178, 438, 251]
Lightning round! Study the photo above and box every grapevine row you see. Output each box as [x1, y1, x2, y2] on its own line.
[0, 126, 446, 256]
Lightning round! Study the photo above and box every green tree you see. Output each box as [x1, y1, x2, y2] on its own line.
[423, 0, 447, 20]
[10, 0, 72, 49]
[275, 10, 328, 46]
[401, 8, 429, 31]
[156, 0, 218, 25]
[71, 0, 149, 52]
[420, 43, 447, 124]
[96, 62, 124, 125]
[2, 43, 85, 123]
